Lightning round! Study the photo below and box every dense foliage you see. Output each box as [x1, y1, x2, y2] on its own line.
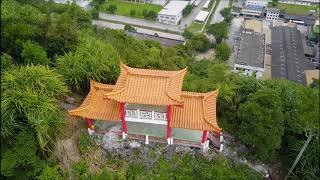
[220, 7, 233, 23]
[57, 32, 120, 91]
[238, 88, 284, 160]
[215, 42, 231, 61]
[186, 34, 212, 52]
[207, 22, 229, 43]
[183, 5, 193, 17]
[1, 130, 45, 179]
[1, 65, 67, 167]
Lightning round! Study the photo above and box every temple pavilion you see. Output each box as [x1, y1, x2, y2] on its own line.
[69, 63, 222, 149]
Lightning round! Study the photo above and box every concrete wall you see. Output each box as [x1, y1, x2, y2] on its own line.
[234, 64, 265, 79]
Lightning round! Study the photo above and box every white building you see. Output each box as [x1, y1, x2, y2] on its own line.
[245, 0, 270, 7]
[266, 8, 280, 21]
[203, 0, 211, 8]
[157, 1, 189, 25]
[195, 10, 209, 22]
[241, 5, 264, 17]
[279, 0, 320, 6]
[194, 0, 201, 6]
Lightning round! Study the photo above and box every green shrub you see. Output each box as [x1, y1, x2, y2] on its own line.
[93, 168, 126, 180]
[1, 53, 14, 70]
[215, 42, 231, 61]
[21, 40, 50, 65]
[72, 161, 89, 179]
[130, 9, 136, 16]
[39, 165, 63, 180]
[107, 5, 117, 14]
[126, 163, 144, 180]
[186, 34, 211, 52]
[183, 5, 193, 17]
[1, 130, 44, 179]
[238, 88, 284, 160]
[1, 65, 67, 149]
[124, 24, 136, 32]
[56, 33, 120, 92]
[78, 131, 91, 155]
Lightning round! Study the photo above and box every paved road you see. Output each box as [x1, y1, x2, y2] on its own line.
[99, 12, 182, 33]
[92, 20, 185, 46]
[99, 1, 209, 33]
[129, 33, 183, 47]
[211, 0, 229, 24]
[180, 0, 207, 29]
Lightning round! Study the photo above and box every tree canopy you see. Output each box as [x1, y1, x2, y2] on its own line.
[238, 88, 284, 160]
[207, 22, 229, 43]
[215, 42, 231, 61]
[1, 65, 67, 149]
[57, 33, 120, 92]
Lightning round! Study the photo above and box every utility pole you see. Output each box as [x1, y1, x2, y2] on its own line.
[284, 133, 313, 180]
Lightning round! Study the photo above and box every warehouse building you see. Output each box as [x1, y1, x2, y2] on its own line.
[157, 1, 189, 25]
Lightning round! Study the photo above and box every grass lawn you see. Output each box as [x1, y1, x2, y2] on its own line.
[186, 22, 204, 33]
[269, 3, 318, 15]
[101, 0, 162, 18]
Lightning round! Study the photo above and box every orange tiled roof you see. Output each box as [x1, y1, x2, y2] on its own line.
[69, 81, 121, 121]
[104, 63, 187, 106]
[172, 90, 221, 132]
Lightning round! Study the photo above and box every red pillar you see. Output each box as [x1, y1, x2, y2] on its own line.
[201, 130, 208, 144]
[120, 102, 127, 134]
[167, 105, 172, 139]
[214, 130, 221, 137]
[87, 118, 92, 129]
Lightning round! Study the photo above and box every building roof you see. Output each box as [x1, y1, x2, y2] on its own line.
[69, 63, 221, 132]
[235, 33, 265, 68]
[105, 63, 187, 106]
[297, 0, 320, 3]
[203, 0, 210, 8]
[244, 19, 262, 33]
[158, 1, 189, 16]
[69, 81, 121, 121]
[305, 70, 319, 85]
[243, 4, 264, 11]
[195, 10, 209, 22]
[271, 26, 315, 84]
[172, 91, 220, 131]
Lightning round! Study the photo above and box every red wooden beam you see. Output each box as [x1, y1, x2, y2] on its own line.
[201, 130, 208, 144]
[87, 118, 92, 129]
[120, 102, 127, 134]
[167, 105, 172, 139]
[213, 130, 221, 137]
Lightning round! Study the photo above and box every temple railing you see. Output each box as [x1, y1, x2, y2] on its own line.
[125, 109, 167, 121]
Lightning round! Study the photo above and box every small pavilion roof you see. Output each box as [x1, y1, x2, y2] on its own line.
[172, 91, 221, 132]
[69, 81, 121, 121]
[104, 63, 187, 106]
